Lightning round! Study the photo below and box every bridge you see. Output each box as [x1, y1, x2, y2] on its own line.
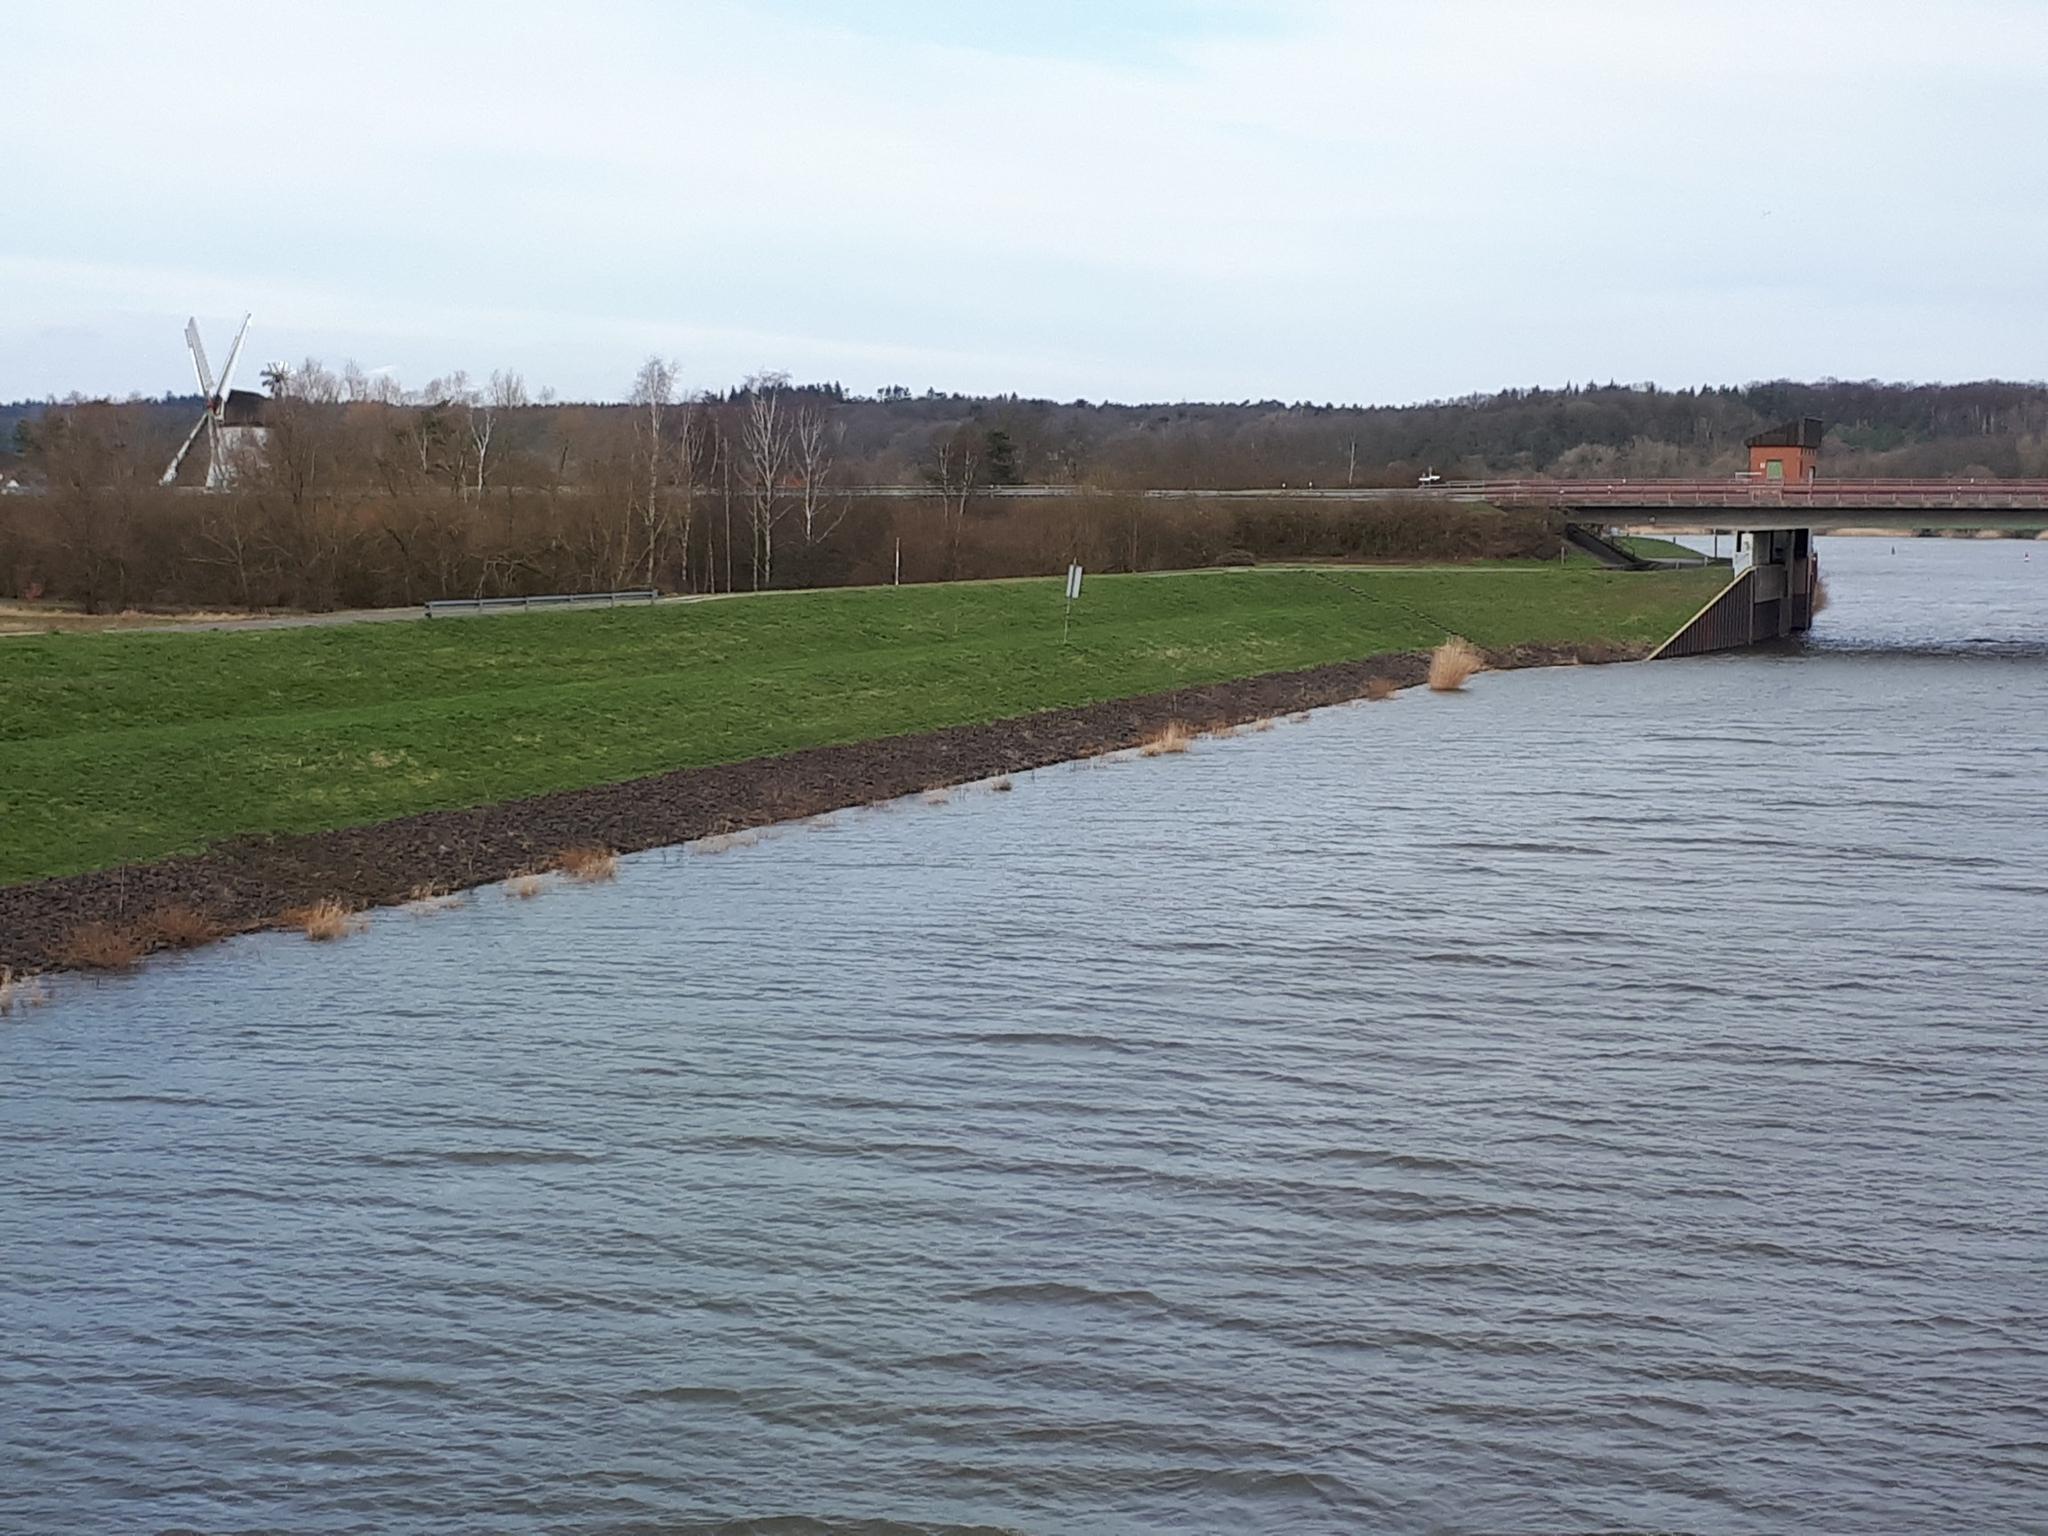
[850, 473, 2040, 653]
[1427, 478, 2048, 533]
[856, 477, 2048, 532]
[1407, 476, 2047, 655]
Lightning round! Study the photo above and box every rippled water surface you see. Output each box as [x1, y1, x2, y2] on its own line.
[6, 538, 2048, 1534]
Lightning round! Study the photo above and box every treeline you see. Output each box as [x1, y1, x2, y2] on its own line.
[0, 394, 1551, 611]
[11, 373, 2048, 491]
[6, 368, 2046, 611]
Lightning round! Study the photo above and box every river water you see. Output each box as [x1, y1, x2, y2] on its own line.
[5, 538, 2047, 1534]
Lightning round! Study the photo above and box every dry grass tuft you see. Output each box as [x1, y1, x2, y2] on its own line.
[405, 882, 467, 914]
[1205, 721, 1241, 739]
[505, 873, 548, 899]
[1810, 574, 1831, 617]
[283, 898, 362, 942]
[1427, 637, 1485, 693]
[553, 845, 619, 883]
[138, 903, 224, 950]
[1364, 676, 1400, 702]
[0, 967, 53, 1015]
[1252, 718, 1278, 732]
[1140, 721, 1195, 757]
[990, 776, 1014, 792]
[54, 921, 145, 972]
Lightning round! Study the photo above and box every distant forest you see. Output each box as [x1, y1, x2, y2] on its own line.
[6, 372, 2048, 613]
[8, 375, 2048, 488]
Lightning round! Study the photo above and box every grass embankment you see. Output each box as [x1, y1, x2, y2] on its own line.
[1, 565, 1722, 885]
[1618, 534, 1710, 562]
[1561, 534, 1710, 565]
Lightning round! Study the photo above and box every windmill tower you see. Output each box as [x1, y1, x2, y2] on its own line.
[160, 314, 268, 489]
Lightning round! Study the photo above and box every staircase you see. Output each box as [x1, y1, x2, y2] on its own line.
[1562, 523, 1652, 570]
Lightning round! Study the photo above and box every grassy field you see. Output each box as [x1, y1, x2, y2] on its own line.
[2, 565, 1723, 884]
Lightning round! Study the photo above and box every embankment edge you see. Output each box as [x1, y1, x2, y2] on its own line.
[1, 640, 1644, 974]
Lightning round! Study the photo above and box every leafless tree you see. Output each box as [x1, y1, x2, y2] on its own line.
[460, 369, 528, 497]
[286, 358, 342, 404]
[794, 401, 848, 546]
[194, 491, 265, 607]
[629, 356, 681, 588]
[926, 427, 980, 577]
[674, 405, 704, 590]
[739, 371, 794, 588]
[21, 406, 151, 613]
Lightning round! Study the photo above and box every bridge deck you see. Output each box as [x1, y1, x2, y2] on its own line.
[822, 479, 2048, 530]
[1448, 477, 2048, 509]
[1439, 479, 2048, 532]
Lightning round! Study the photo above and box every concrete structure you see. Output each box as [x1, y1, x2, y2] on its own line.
[1435, 471, 2048, 653]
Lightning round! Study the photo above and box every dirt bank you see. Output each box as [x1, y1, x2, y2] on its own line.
[0, 640, 1643, 974]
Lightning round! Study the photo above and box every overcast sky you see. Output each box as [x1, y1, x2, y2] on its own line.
[6, 0, 2046, 404]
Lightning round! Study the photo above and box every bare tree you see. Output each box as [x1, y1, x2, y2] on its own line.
[794, 401, 848, 546]
[194, 491, 265, 607]
[738, 371, 794, 588]
[925, 426, 981, 577]
[461, 369, 528, 497]
[21, 406, 152, 613]
[629, 356, 678, 588]
[674, 404, 704, 590]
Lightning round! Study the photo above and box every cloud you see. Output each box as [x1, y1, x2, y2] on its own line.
[4, 0, 2044, 401]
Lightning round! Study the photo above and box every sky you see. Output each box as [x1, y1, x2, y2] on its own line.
[5, 0, 2047, 404]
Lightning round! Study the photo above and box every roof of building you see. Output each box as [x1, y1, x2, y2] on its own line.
[220, 389, 268, 428]
[1746, 416, 1825, 450]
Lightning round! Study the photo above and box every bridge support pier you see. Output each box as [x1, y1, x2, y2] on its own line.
[1651, 528, 1819, 659]
[1746, 528, 1818, 637]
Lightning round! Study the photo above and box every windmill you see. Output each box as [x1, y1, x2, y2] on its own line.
[161, 313, 264, 489]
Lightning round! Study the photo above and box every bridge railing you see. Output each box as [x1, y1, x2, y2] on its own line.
[1441, 477, 2048, 510]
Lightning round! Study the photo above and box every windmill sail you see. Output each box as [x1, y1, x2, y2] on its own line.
[161, 313, 258, 488]
[161, 411, 210, 486]
[213, 314, 252, 400]
[185, 318, 216, 401]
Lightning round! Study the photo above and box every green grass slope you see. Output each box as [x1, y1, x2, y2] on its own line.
[1, 566, 1722, 884]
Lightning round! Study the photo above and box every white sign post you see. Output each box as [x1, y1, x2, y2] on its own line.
[1062, 563, 1083, 643]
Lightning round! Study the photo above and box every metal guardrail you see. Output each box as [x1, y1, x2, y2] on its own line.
[423, 589, 658, 618]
